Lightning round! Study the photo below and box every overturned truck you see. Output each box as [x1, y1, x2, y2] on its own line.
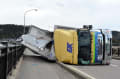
[22, 25, 112, 65]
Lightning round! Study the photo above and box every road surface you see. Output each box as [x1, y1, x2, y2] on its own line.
[70, 59, 120, 79]
[16, 49, 120, 79]
[16, 55, 77, 79]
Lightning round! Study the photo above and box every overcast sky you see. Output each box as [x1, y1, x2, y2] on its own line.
[0, 0, 120, 31]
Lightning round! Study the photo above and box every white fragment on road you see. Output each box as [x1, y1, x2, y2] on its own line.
[110, 64, 119, 67]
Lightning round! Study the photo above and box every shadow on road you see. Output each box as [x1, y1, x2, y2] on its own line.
[23, 55, 56, 63]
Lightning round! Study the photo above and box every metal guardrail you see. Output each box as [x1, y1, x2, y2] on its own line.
[112, 47, 120, 56]
[112, 43, 120, 46]
[0, 41, 25, 79]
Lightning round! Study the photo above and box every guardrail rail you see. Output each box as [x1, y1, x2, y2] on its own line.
[0, 41, 25, 79]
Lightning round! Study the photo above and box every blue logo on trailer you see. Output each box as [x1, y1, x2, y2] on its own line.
[95, 32, 102, 63]
[67, 42, 72, 53]
[95, 32, 99, 62]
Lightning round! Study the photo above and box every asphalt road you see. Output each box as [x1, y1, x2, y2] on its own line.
[16, 49, 120, 79]
[16, 55, 77, 79]
[71, 59, 120, 79]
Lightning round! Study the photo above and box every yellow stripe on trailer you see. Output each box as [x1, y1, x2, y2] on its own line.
[91, 32, 94, 64]
[93, 33, 95, 63]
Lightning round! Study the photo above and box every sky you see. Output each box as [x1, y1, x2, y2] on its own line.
[0, 0, 120, 31]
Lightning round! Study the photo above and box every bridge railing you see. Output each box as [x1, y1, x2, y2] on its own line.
[112, 46, 120, 57]
[0, 41, 25, 79]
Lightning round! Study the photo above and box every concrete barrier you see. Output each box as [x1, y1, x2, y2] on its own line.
[57, 62, 96, 79]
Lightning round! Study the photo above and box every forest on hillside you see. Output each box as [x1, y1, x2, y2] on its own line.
[0, 24, 119, 46]
[0, 24, 29, 40]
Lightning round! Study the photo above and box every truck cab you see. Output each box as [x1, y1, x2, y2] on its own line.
[101, 29, 112, 65]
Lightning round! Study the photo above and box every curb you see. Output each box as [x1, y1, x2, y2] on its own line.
[8, 56, 23, 79]
[57, 62, 96, 79]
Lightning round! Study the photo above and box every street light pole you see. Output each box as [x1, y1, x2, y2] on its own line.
[23, 9, 38, 34]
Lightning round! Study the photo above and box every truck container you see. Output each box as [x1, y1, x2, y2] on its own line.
[54, 29, 78, 64]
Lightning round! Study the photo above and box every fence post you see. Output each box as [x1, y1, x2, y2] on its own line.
[14, 42, 17, 68]
[5, 42, 8, 79]
[118, 48, 120, 56]
[112, 48, 113, 56]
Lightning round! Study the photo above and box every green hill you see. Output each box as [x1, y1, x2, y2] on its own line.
[0, 24, 29, 40]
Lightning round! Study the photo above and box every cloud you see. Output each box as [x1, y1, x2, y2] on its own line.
[0, 0, 120, 31]
[96, 0, 120, 5]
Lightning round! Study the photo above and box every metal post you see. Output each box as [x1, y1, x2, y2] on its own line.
[118, 48, 120, 56]
[5, 42, 8, 79]
[23, 13, 26, 34]
[23, 9, 38, 34]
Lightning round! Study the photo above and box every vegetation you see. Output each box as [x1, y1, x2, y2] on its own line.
[0, 24, 30, 40]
